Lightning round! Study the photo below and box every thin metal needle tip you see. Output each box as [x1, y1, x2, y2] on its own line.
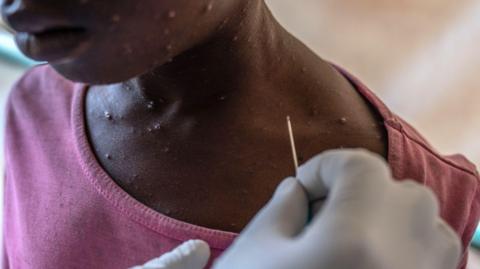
[287, 116, 299, 175]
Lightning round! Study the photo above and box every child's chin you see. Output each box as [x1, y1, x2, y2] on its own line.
[50, 60, 144, 85]
[49, 50, 176, 84]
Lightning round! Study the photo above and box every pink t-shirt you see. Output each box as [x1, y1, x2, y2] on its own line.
[3, 65, 479, 269]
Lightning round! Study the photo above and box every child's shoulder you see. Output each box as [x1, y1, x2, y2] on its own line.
[342, 66, 480, 262]
[336, 65, 478, 179]
[7, 64, 78, 113]
[390, 112, 480, 265]
[392, 115, 478, 178]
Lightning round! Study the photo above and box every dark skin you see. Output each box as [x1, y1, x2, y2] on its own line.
[3, 0, 386, 232]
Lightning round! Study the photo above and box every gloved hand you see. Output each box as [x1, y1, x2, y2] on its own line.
[213, 149, 462, 269]
[130, 240, 210, 269]
[133, 149, 462, 269]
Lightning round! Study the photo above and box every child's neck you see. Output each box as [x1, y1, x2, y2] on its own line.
[121, 1, 292, 111]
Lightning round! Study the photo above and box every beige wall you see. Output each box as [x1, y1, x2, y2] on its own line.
[268, 0, 480, 166]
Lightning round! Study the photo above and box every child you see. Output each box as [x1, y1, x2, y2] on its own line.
[2, 0, 479, 268]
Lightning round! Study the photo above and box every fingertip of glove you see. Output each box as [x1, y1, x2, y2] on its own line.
[274, 177, 301, 196]
[179, 239, 211, 258]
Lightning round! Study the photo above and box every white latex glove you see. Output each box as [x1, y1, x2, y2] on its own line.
[130, 240, 210, 269]
[213, 149, 462, 269]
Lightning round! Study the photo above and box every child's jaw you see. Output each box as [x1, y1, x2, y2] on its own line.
[2, 0, 259, 84]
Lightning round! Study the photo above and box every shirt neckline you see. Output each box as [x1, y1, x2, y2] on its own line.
[72, 83, 238, 250]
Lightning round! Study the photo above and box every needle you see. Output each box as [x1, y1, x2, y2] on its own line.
[287, 116, 299, 175]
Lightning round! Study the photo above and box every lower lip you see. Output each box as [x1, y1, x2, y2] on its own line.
[15, 29, 90, 63]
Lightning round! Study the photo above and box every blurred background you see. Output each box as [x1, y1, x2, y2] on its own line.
[0, 0, 479, 267]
